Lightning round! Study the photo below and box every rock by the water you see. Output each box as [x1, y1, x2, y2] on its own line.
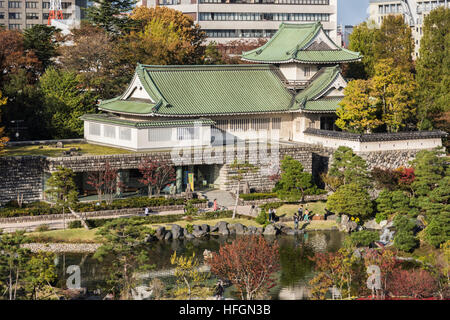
[156, 226, 166, 240]
[164, 231, 172, 240]
[255, 227, 264, 234]
[171, 224, 183, 239]
[185, 233, 195, 240]
[192, 229, 208, 238]
[379, 220, 388, 228]
[247, 226, 257, 234]
[217, 221, 229, 236]
[234, 223, 246, 235]
[326, 214, 338, 221]
[193, 225, 201, 232]
[201, 224, 210, 233]
[364, 219, 382, 230]
[263, 224, 280, 236]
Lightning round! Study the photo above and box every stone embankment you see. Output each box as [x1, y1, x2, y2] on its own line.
[22, 243, 101, 253]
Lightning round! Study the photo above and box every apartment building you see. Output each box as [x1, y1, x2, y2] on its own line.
[0, 0, 87, 30]
[138, 0, 337, 43]
[368, 0, 449, 57]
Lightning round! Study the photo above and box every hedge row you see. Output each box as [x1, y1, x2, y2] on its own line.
[239, 193, 278, 201]
[0, 197, 207, 218]
[68, 210, 238, 229]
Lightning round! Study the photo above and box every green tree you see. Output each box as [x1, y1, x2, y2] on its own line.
[374, 15, 414, 73]
[416, 7, 450, 130]
[45, 166, 79, 230]
[421, 176, 450, 220]
[275, 156, 313, 202]
[336, 79, 381, 133]
[23, 25, 61, 71]
[424, 212, 450, 248]
[86, 0, 137, 35]
[228, 160, 258, 219]
[326, 183, 373, 218]
[94, 218, 155, 299]
[24, 251, 57, 300]
[39, 67, 96, 138]
[327, 146, 371, 188]
[393, 215, 418, 252]
[0, 231, 30, 300]
[346, 21, 378, 79]
[371, 59, 417, 132]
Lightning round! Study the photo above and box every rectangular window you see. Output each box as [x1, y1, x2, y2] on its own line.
[119, 127, 131, 141]
[25, 2, 37, 8]
[215, 120, 228, 131]
[42, 1, 50, 8]
[272, 118, 281, 130]
[230, 119, 250, 131]
[8, 1, 20, 8]
[103, 125, 116, 138]
[304, 66, 311, 77]
[148, 127, 172, 142]
[89, 123, 101, 136]
[8, 12, 20, 19]
[0, 1, 4, 8]
[0, 12, 4, 19]
[251, 118, 270, 130]
[177, 127, 199, 141]
[61, 2, 71, 8]
[26, 13, 39, 20]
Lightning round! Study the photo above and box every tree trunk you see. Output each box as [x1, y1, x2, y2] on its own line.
[63, 206, 65, 230]
[148, 185, 153, 198]
[232, 180, 240, 219]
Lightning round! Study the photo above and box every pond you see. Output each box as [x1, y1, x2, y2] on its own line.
[53, 230, 347, 300]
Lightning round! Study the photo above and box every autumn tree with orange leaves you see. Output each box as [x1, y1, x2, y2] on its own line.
[206, 235, 280, 300]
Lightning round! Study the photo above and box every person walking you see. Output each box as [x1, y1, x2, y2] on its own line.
[214, 280, 224, 300]
[213, 199, 218, 211]
[144, 206, 149, 216]
[298, 206, 304, 221]
[268, 208, 273, 223]
[303, 208, 309, 222]
[294, 213, 299, 230]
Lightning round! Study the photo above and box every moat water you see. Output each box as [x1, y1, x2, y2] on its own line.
[53, 230, 346, 300]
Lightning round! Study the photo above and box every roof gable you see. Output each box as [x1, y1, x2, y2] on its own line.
[241, 22, 361, 64]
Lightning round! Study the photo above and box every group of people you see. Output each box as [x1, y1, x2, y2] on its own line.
[268, 208, 278, 223]
[293, 206, 310, 230]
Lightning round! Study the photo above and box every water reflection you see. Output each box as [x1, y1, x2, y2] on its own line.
[53, 231, 346, 300]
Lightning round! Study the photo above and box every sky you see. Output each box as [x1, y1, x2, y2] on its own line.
[338, 0, 371, 26]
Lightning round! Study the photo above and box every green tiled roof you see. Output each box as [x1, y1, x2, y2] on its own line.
[241, 22, 361, 64]
[99, 64, 295, 116]
[80, 114, 216, 128]
[295, 65, 341, 103]
[302, 98, 343, 113]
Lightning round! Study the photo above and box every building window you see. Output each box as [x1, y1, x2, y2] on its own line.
[177, 127, 199, 141]
[272, 118, 281, 130]
[89, 123, 101, 136]
[104, 125, 116, 138]
[61, 2, 71, 8]
[42, 1, 50, 8]
[304, 66, 311, 77]
[251, 118, 270, 130]
[25, 2, 37, 8]
[0, 12, 4, 19]
[26, 13, 39, 20]
[0, 1, 4, 7]
[119, 127, 131, 141]
[230, 119, 250, 132]
[215, 120, 228, 131]
[8, 1, 20, 8]
[8, 12, 20, 19]
[148, 127, 172, 142]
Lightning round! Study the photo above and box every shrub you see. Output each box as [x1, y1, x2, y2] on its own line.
[393, 215, 416, 232]
[326, 183, 373, 219]
[375, 212, 388, 224]
[424, 212, 450, 248]
[35, 224, 50, 232]
[239, 193, 278, 201]
[394, 230, 418, 252]
[387, 269, 437, 298]
[255, 209, 268, 225]
[350, 230, 379, 247]
[185, 224, 194, 234]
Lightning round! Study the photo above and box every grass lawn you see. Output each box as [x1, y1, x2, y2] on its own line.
[276, 201, 327, 217]
[0, 143, 134, 157]
[28, 228, 102, 243]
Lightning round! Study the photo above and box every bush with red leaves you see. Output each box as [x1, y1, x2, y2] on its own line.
[387, 269, 438, 298]
[206, 235, 280, 300]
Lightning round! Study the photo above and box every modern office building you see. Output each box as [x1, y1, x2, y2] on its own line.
[137, 0, 338, 43]
[0, 0, 87, 30]
[368, 0, 449, 57]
